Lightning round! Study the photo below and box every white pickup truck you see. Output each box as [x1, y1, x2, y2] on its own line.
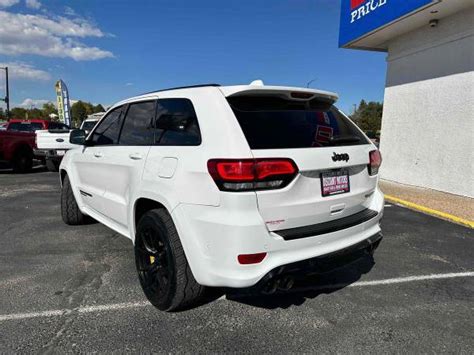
[35, 118, 100, 171]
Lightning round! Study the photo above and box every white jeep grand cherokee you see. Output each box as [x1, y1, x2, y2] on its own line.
[60, 83, 384, 311]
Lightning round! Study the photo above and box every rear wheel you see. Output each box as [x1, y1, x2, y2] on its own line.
[61, 174, 85, 225]
[135, 209, 205, 311]
[45, 158, 60, 172]
[11, 147, 33, 173]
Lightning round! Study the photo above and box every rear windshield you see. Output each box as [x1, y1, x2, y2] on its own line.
[227, 96, 369, 149]
[8, 122, 44, 132]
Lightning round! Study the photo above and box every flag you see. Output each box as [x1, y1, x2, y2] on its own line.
[55, 80, 72, 127]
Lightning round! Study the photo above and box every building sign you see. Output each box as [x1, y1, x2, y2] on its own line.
[339, 0, 436, 47]
[55, 80, 72, 127]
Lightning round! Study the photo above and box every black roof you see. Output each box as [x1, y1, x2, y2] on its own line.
[140, 83, 220, 96]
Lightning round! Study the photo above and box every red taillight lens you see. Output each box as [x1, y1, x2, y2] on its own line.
[238, 252, 267, 264]
[207, 158, 298, 192]
[215, 161, 254, 181]
[369, 150, 382, 176]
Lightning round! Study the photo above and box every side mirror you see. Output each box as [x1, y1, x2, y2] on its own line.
[69, 129, 87, 145]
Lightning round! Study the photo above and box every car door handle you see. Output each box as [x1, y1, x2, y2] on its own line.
[129, 153, 143, 160]
[93, 152, 103, 158]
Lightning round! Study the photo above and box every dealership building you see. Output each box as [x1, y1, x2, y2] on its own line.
[340, 0, 474, 198]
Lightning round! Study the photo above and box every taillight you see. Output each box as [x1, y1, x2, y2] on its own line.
[207, 158, 298, 192]
[368, 150, 382, 176]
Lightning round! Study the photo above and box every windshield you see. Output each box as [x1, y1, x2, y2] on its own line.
[227, 95, 369, 149]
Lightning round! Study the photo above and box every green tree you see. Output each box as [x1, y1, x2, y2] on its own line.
[0, 107, 5, 120]
[93, 104, 105, 113]
[41, 102, 58, 120]
[351, 100, 383, 133]
[10, 107, 27, 119]
[71, 101, 88, 127]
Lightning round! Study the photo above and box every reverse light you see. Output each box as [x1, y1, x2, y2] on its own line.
[368, 150, 382, 176]
[238, 252, 267, 265]
[208, 158, 298, 192]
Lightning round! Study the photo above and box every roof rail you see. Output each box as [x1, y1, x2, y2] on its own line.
[140, 83, 221, 96]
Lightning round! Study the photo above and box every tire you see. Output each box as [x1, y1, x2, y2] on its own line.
[11, 147, 33, 173]
[61, 174, 85, 225]
[46, 158, 60, 172]
[135, 209, 205, 311]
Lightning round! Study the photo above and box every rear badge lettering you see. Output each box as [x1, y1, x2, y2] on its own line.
[332, 152, 350, 162]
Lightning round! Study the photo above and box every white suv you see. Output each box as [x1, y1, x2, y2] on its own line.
[60, 83, 384, 311]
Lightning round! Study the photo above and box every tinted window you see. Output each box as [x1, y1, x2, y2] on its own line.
[89, 107, 124, 145]
[48, 122, 70, 130]
[119, 101, 156, 145]
[8, 122, 43, 132]
[81, 121, 98, 131]
[155, 99, 201, 146]
[227, 96, 369, 149]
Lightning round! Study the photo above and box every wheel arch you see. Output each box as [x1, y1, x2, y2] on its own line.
[59, 169, 67, 187]
[133, 197, 170, 241]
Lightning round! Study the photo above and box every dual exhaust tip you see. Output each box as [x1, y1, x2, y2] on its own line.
[262, 275, 295, 295]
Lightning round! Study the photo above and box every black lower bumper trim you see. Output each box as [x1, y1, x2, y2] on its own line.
[254, 232, 383, 289]
[276, 208, 379, 241]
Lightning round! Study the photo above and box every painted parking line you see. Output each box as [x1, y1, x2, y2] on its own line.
[1, 271, 473, 322]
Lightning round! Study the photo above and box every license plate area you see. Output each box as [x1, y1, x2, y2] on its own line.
[321, 169, 350, 197]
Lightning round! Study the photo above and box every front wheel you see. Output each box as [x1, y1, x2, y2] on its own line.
[61, 174, 85, 225]
[135, 209, 205, 311]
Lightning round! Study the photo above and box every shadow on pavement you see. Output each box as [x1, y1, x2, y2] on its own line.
[0, 162, 47, 174]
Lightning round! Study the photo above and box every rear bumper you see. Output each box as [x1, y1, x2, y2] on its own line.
[34, 149, 65, 161]
[172, 188, 384, 288]
[252, 232, 382, 290]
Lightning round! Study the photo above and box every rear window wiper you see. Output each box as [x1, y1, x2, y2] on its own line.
[329, 135, 361, 145]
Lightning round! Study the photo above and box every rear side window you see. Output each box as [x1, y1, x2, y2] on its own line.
[155, 99, 201, 146]
[89, 107, 124, 145]
[119, 101, 156, 145]
[227, 96, 369, 149]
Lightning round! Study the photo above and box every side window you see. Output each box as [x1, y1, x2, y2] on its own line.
[89, 107, 124, 145]
[119, 101, 156, 145]
[155, 99, 201, 146]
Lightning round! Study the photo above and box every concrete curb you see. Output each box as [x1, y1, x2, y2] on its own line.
[384, 194, 474, 229]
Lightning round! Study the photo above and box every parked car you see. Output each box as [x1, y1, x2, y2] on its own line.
[0, 119, 50, 172]
[60, 83, 384, 311]
[35, 122, 71, 171]
[0, 122, 7, 131]
[35, 118, 100, 172]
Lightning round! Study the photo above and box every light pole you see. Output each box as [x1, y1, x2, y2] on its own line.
[0, 67, 10, 119]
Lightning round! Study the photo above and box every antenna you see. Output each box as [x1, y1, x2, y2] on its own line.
[306, 78, 317, 88]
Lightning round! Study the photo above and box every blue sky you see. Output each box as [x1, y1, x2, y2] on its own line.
[0, 0, 387, 113]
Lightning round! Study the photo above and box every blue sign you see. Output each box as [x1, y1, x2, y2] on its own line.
[339, 0, 435, 47]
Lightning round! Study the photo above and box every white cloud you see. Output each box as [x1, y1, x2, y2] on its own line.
[25, 0, 41, 10]
[20, 98, 51, 107]
[0, 0, 19, 8]
[125, 82, 133, 86]
[0, 62, 51, 80]
[64, 6, 76, 17]
[0, 10, 114, 61]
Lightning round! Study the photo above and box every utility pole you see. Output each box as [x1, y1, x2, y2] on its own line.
[0, 67, 10, 119]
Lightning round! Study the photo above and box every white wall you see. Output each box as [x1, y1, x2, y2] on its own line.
[380, 8, 474, 197]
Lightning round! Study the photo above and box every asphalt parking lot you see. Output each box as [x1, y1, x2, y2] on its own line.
[0, 169, 473, 353]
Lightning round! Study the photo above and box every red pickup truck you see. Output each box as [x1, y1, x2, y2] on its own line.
[0, 119, 51, 172]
